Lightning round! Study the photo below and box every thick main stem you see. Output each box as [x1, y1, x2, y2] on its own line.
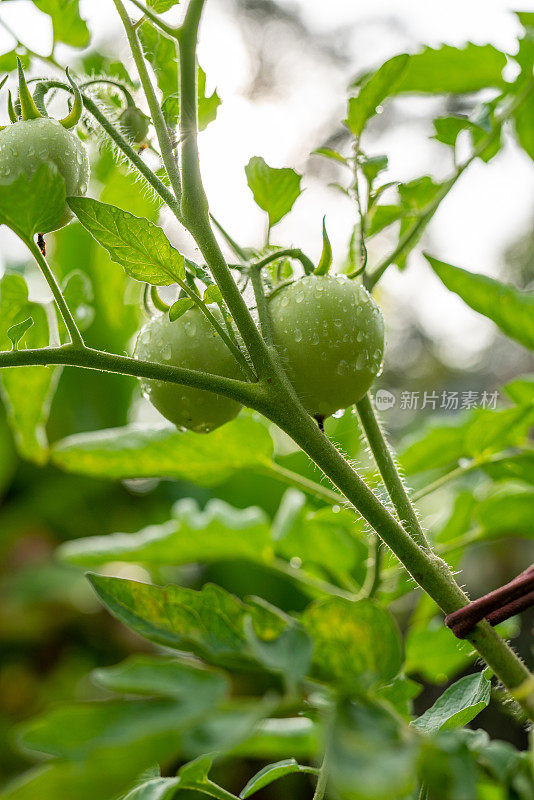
[356, 394, 428, 549]
[267, 398, 534, 718]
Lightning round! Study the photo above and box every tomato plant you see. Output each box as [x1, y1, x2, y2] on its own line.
[0, 3, 533, 800]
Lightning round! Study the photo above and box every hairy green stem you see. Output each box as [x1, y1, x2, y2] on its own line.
[253, 247, 315, 276]
[25, 237, 84, 348]
[32, 79, 181, 217]
[356, 394, 429, 549]
[112, 0, 183, 203]
[361, 533, 382, 598]
[313, 752, 329, 800]
[250, 266, 274, 345]
[263, 462, 343, 505]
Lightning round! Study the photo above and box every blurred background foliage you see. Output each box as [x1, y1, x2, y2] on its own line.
[0, 0, 532, 798]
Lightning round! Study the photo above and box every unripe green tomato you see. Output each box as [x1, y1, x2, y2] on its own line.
[119, 106, 149, 144]
[0, 118, 89, 231]
[134, 308, 244, 433]
[269, 274, 385, 418]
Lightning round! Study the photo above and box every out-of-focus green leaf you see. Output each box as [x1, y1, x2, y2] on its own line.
[330, 701, 418, 800]
[32, 0, 90, 47]
[245, 157, 302, 228]
[147, 0, 180, 11]
[481, 452, 534, 485]
[302, 598, 402, 690]
[433, 110, 501, 162]
[419, 732, 478, 800]
[401, 404, 534, 476]
[244, 618, 312, 687]
[233, 717, 319, 760]
[426, 255, 534, 350]
[394, 44, 506, 94]
[16, 698, 210, 761]
[51, 416, 274, 484]
[88, 574, 285, 669]
[139, 22, 178, 102]
[412, 671, 491, 734]
[394, 177, 443, 269]
[121, 777, 180, 800]
[58, 270, 94, 340]
[376, 676, 422, 720]
[346, 54, 409, 137]
[161, 67, 221, 131]
[93, 655, 229, 705]
[0, 163, 65, 239]
[475, 488, 534, 538]
[366, 205, 403, 237]
[239, 759, 319, 798]
[0, 51, 29, 73]
[405, 621, 474, 684]
[68, 197, 185, 285]
[0, 274, 59, 464]
[59, 497, 272, 567]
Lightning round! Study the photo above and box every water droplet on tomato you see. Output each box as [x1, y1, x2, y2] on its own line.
[161, 344, 171, 360]
[337, 360, 350, 376]
[294, 328, 302, 342]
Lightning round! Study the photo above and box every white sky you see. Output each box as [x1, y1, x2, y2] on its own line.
[0, 0, 533, 362]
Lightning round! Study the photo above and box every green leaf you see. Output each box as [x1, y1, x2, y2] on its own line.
[475, 488, 534, 538]
[16, 697, 212, 761]
[32, 0, 90, 47]
[58, 270, 94, 340]
[161, 66, 221, 131]
[394, 44, 506, 94]
[376, 676, 422, 720]
[52, 416, 274, 484]
[121, 778, 180, 800]
[244, 618, 312, 686]
[0, 163, 66, 239]
[148, 0, 180, 11]
[139, 22, 178, 102]
[405, 622, 474, 684]
[360, 155, 388, 184]
[481, 452, 534, 485]
[346, 54, 409, 137]
[314, 217, 333, 275]
[92, 655, 229, 704]
[239, 759, 319, 798]
[0, 51, 29, 73]
[203, 284, 223, 304]
[0, 274, 59, 464]
[7, 317, 33, 350]
[312, 148, 349, 166]
[68, 197, 185, 285]
[426, 255, 534, 351]
[302, 598, 402, 690]
[412, 671, 491, 734]
[433, 112, 501, 163]
[87, 574, 285, 669]
[330, 701, 418, 800]
[58, 497, 272, 567]
[245, 157, 302, 228]
[366, 205, 402, 237]
[169, 297, 195, 321]
[401, 404, 534, 476]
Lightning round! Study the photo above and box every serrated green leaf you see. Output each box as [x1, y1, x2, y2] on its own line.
[0, 162, 66, 239]
[244, 618, 312, 686]
[58, 497, 272, 567]
[68, 197, 185, 285]
[92, 655, 229, 705]
[412, 671, 491, 734]
[32, 0, 90, 47]
[240, 759, 319, 798]
[51, 416, 274, 484]
[302, 597, 402, 690]
[426, 255, 534, 350]
[394, 43, 507, 94]
[203, 284, 223, 303]
[245, 157, 302, 228]
[346, 54, 409, 137]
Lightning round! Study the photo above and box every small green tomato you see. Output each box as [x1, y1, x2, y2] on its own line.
[0, 118, 90, 231]
[134, 308, 244, 433]
[119, 106, 149, 144]
[269, 274, 385, 418]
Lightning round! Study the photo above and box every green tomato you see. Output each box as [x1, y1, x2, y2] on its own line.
[119, 106, 149, 144]
[269, 274, 385, 418]
[134, 308, 244, 433]
[0, 118, 89, 231]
